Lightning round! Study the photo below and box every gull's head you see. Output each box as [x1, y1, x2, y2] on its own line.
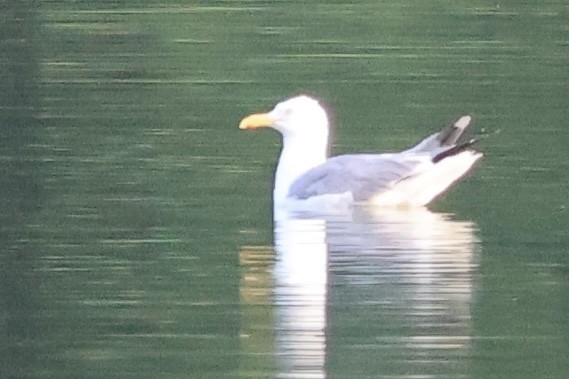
[239, 95, 329, 140]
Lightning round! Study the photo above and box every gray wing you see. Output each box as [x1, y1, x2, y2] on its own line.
[288, 153, 428, 201]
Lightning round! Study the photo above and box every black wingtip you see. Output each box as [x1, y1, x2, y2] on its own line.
[436, 115, 473, 147]
[432, 137, 479, 163]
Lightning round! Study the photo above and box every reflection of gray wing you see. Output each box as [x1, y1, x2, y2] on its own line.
[288, 154, 428, 201]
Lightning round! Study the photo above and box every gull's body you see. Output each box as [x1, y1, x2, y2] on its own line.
[239, 96, 482, 214]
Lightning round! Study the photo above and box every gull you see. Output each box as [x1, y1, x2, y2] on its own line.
[239, 95, 482, 213]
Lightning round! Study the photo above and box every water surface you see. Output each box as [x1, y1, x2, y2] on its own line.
[1, 1, 568, 378]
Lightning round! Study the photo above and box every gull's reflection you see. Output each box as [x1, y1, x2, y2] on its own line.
[273, 217, 328, 378]
[240, 207, 479, 378]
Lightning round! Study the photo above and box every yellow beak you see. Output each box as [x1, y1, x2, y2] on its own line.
[239, 113, 274, 130]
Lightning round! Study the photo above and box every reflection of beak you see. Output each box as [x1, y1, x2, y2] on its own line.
[239, 113, 274, 130]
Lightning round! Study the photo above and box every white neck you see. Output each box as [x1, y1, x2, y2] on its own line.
[273, 134, 328, 206]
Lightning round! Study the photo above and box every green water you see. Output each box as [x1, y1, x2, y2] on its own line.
[1, 1, 568, 378]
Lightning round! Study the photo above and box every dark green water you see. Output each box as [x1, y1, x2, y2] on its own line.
[1, 1, 568, 378]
